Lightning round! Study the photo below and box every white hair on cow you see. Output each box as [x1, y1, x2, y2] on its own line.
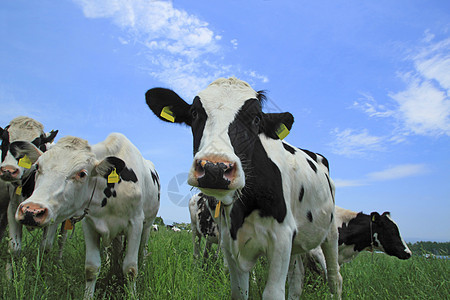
[7, 116, 44, 141]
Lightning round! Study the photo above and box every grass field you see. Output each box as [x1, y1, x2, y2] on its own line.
[0, 226, 448, 299]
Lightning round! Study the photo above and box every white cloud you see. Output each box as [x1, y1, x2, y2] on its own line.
[72, 0, 268, 97]
[329, 128, 385, 157]
[335, 163, 429, 188]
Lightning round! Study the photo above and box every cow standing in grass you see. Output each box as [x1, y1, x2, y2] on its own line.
[0, 117, 58, 268]
[189, 193, 220, 261]
[306, 206, 411, 274]
[14, 133, 160, 299]
[146, 77, 342, 299]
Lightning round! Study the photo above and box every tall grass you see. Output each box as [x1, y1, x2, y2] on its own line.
[1, 226, 448, 299]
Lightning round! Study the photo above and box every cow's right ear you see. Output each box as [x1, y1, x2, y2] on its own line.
[94, 156, 126, 178]
[9, 141, 43, 164]
[145, 88, 192, 126]
[370, 212, 381, 223]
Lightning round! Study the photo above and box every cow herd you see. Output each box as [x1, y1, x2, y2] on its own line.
[1, 77, 411, 299]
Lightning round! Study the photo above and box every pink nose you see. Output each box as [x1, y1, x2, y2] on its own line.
[0, 166, 20, 179]
[16, 203, 49, 227]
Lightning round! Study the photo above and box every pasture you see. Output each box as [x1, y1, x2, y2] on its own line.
[0, 226, 448, 299]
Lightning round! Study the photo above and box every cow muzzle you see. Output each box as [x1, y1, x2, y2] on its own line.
[191, 159, 236, 190]
[0, 165, 20, 181]
[16, 202, 49, 227]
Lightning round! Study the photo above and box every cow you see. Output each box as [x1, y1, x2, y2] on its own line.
[13, 133, 160, 299]
[146, 77, 342, 299]
[152, 224, 159, 231]
[189, 193, 220, 260]
[0, 117, 59, 264]
[305, 206, 411, 274]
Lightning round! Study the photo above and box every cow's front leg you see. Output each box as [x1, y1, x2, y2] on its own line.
[287, 253, 305, 299]
[123, 218, 143, 294]
[6, 196, 22, 279]
[40, 223, 59, 254]
[223, 247, 249, 299]
[263, 231, 292, 300]
[83, 222, 101, 300]
[321, 225, 342, 299]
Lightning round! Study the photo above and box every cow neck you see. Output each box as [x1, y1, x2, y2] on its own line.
[69, 177, 98, 229]
[229, 138, 287, 240]
[338, 213, 374, 252]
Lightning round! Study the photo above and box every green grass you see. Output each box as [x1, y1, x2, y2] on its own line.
[1, 227, 448, 299]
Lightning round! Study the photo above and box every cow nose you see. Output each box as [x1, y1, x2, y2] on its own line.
[0, 166, 20, 179]
[194, 159, 235, 189]
[16, 203, 49, 227]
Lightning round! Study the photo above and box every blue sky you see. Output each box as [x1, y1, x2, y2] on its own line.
[1, 0, 449, 242]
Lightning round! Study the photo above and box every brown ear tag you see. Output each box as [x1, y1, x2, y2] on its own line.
[108, 168, 120, 183]
[15, 186, 22, 196]
[214, 201, 221, 218]
[64, 219, 73, 230]
[275, 124, 290, 140]
[18, 155, 32, 169]
[160, 106, 175, 122]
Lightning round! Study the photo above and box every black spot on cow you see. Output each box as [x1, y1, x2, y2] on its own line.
[330, 212, 334, 223]
[300, 149, 317, 162]
[307, 211, 313, 222]
[292, 230, 297, 244]
[318, 154, 330, 171]
[120, 167, 138, 183]
[1, 125, 11, 162]
[306, 159, 317, 173]
[151, 171, 159, 185]
[197, 195, 218, 237]
[101, 198, 107, 207]
[103, 157, 138, 183]
[282, 142, 296, 154]
[325, 174, 334, 203]
[299, 186, 305, 202]
[191, 97, 208, 155]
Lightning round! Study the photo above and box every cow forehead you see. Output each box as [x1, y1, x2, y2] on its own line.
[39, 144, 95, 173]
[197, 78, 258, 116]
[7, 125, 42, 142]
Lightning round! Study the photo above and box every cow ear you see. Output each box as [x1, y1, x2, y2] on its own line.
[370, 212, 380, 222]
[145, 88, 192, 126]
[9, 141, 43, 164]
[93, 156, 126, 178]
[381, 211, 391, 217]
[261, 112, 294, 140]
[42, 130, 59, 144]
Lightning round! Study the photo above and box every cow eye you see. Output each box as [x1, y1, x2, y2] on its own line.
[191, 109, 198, 119]
[75, 170, 88, 180]
[253, 116, 261, 126]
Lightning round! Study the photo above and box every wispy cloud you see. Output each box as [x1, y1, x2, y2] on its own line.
[334, 163, 430, 188]
[329, 128, 386, 157]
[335, 31, 450, 156]
[72, 0, 268, 98]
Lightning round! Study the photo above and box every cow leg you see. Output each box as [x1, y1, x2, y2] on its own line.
[57, 225, 68, 260]
[203, 239, 212, 261]
[192, 230, 201, 259]
[223, 247, 249, 300]
[83, 222, 101, 300]
[122, 219, 143, 294]
[6, 196, 22, 279]
[0, 210, 7, 241]
[40, 223, 59, 253]
[263, 234, 292, 300]
[287, 253, 305, 299]
[138, 221, 151, 266]
[321, 226, 342, 299]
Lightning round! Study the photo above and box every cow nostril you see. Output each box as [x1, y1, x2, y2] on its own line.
[36, 209, 46, 218]
[195, 160, 206, 178]
[223, 163, 235, 179]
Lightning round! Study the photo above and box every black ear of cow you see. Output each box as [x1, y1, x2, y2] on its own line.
[370, 212, 381, 222]
[9, 141, 42, 163]
[145, 88, 192, 126]
[95, 156, 126, 178]
[261, 112, 294, 140]
[43, 130, 59, 144]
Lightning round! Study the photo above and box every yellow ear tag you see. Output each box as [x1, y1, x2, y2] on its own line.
[15, 186, 22, 196]
[214, 201, 221, 218]
[108, 168, 120, 184]
[372, 215, 376, 222]
[18, 155, 32, 169]
[63, 219, 73, 230]
[275, 123, 290, 140]
[160, 106, 175, 122]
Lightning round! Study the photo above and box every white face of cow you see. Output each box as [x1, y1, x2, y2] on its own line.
[0, 116, 58, 182]
[14, 136, 123, 227]
[146, 77, 294, 205]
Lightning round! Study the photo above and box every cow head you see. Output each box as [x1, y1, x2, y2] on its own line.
[0, 116, 58, 182]
[14, 136, 127, 227]
[146, 78, 293, 204]
[370, 212, 412, 259]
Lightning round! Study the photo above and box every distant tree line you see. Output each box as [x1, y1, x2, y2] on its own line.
[408, 241, 450, 255]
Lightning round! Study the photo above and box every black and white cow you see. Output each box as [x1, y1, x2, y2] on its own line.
[13, 133, 160, 299]
[189, 193, 220, 260]
[146, 77, 342, 299]
[0, 117, 59, 259]
[306, 206, 411, 274]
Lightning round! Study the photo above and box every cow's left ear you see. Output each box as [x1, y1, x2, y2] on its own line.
[42, 130, 59, 144]
[381, 211, 391, 217]
[145, 88, 192, 126]
[93, 156, 138, 183]
[370, 212, 381, 222]
[9, 141, 43, 163]
[261, 112, 294, 140]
